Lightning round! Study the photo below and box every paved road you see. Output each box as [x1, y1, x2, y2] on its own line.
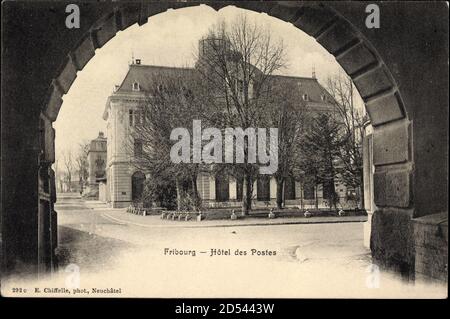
[55, 193, 369, 265]
[30, 194, 441, 298]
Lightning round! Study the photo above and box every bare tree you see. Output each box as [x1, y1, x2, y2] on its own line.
[195, 14, 286, 215]
[299, 113, 345, 209]
[130, 70, 204, 210]
[75, 141, 90, 193]
[326, 71, 367, 208]
[62, 150, 74, 192]
[265, 78, 308, 209]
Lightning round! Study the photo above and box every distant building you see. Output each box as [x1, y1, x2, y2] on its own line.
[84, 132, 107, 199]
[103, 38, 354, 209]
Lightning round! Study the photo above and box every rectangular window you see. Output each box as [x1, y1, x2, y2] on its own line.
[135, 110, 141, 126]
[237, 80, 244, 94]
[303, 183, 315, 200]
[129, 110, 134, 126]
[134, 139, 143, 157]
[323, 182, 334, 199]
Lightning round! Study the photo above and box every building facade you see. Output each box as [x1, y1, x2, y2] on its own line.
[84, 131, 107, 199]
[103, 41, 354, 209]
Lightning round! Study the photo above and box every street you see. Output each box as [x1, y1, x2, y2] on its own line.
[3, 194, 446, 298]
[55, 194, 371, 275]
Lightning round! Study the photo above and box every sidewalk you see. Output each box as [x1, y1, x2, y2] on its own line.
[97, 206, 368, 228]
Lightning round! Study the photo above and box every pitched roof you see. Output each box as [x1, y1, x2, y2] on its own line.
[270, 74, 335, 103]
[116, 64, 193, 93]
[115, 63, 335, 104]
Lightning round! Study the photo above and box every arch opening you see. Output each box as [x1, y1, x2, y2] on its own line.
[8, 1, 440, 292]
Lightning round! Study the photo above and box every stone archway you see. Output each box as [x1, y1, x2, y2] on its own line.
[2, 1, 447, 281]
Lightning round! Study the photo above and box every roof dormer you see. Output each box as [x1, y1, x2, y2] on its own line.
[132, 81, 140, 91]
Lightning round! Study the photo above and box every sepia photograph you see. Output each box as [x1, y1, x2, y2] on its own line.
[1, 0, 448, 304]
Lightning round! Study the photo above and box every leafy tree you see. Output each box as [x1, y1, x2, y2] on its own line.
[299, 113, 345, 209]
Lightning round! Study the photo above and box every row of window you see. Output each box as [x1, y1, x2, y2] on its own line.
[212, 175, 340, 202]
[130, 81, 328, 102]
[301, 94, 328, 102]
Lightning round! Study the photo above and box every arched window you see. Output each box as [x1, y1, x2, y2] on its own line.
[131, 171, 146, 201]
[284, 177, 296, 200]
[257, 175, 270, 201]
[215, 173, 230, 202]
[302, 94, 309, 101]
[132, 81, 140, 91]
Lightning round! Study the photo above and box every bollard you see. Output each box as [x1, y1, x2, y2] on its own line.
[230, 209, 237, 220]
[268, 208, 275, 219]
[304, 210, 312, 218]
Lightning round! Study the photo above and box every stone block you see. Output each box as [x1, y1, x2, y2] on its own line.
[44, 84, 63, 122]
[316, 20, 357, 55]
[337, 42, 378, 76]
[57, 57, 77, 94]
[374, 169, 411, 208]
[119, 4, 140, 30]
[72, 35, 96, 71]
[373, 171, 386, 206]
[366, 92, 405, 126]
[354, 66, 393, 99]
[46, 126, 55, 163]
[94, 13, 117, 48]
[269, 3, 302, 23]
[143, 2, 172, 24]
[39, 114, 55, 163]
[373, 121, 410, 165]
[292, 5, 337, 37]
[385, 170, 411, 207]
[413, 212, 448, 251]
[235, 1, 276, 14]
[370, 208, 415, 278]
[414, 232, 448, 282]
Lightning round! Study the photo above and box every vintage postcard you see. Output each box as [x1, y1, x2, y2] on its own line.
[1, 0, 448, 305]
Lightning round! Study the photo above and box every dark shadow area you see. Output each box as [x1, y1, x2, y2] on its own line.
[56, 225, 135, 272]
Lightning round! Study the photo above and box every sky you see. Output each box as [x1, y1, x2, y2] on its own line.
[54, 5, 363, 165]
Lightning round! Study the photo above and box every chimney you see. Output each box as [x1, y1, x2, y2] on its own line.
[98, 131, 105, 138]
[135, 59, 141, 65]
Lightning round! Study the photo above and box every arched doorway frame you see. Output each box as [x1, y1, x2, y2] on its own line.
[131, 170, 146, 202]
[38, 1, 416, 277]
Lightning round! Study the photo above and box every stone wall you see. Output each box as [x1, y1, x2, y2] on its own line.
[1, 1, 448, 279]
[413, 213, 448, 282]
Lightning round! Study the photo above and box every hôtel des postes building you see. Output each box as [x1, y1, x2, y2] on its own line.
[102, 36, 356, 209]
